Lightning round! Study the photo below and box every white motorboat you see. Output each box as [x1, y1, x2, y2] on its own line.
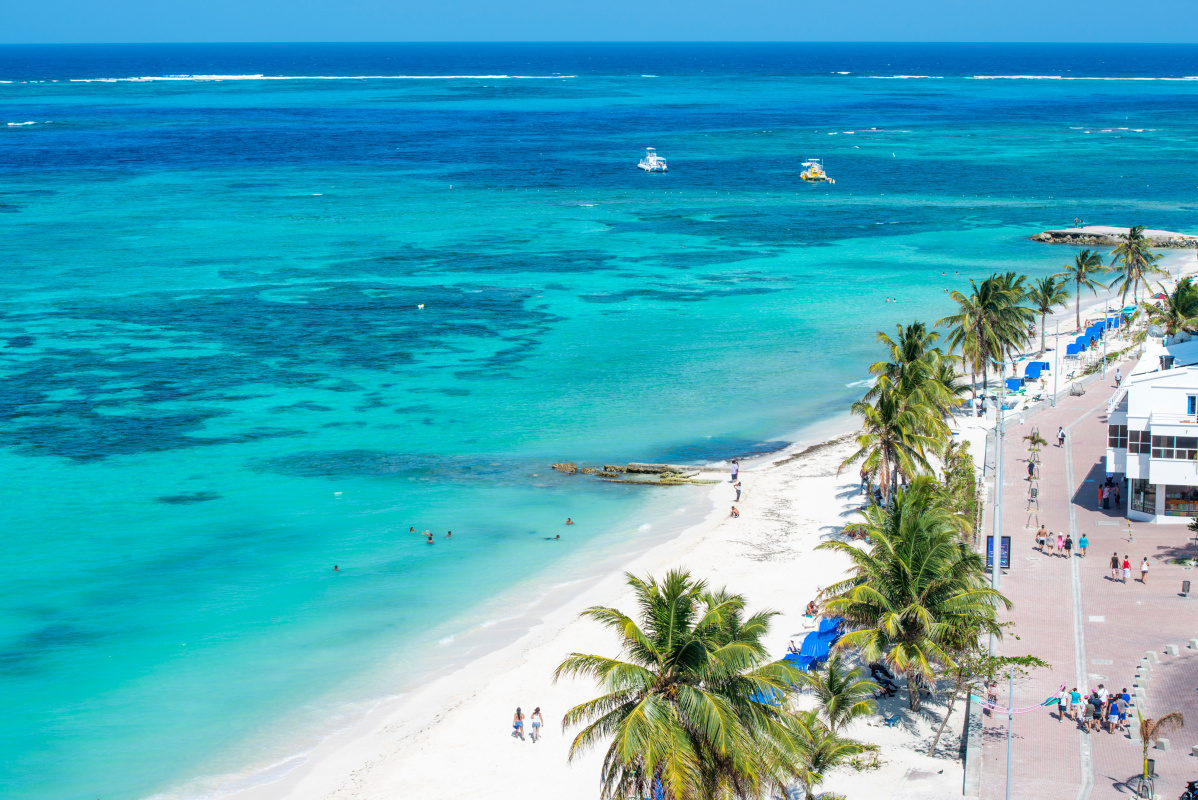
[638, 147, 668, 172]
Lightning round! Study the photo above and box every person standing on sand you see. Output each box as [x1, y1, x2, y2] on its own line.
[1140, 557, 1149, 584]
[530, 707, 543, 743]
[734, 481, 742, 502]
[512, 708, 525, 740]
[859, 466, 869, 495]
[731, 460, 739, 482]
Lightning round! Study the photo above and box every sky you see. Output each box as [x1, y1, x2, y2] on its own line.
[3, 0, 1198, 44]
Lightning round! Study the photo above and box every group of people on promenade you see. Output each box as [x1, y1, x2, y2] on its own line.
[1034, 524, 1087, 558]
[1109, 552, 1150, 584]
[1055, 684, 1131, 734]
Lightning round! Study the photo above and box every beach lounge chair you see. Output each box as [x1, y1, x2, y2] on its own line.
[882, 714, 901, 728]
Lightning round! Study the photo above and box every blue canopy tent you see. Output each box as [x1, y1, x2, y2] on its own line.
[1075, 336, 1088, 350]
[1065, 343, 1081, 356]
[1024, 363, 1043, 380]
[1005, 377, 1023, 393]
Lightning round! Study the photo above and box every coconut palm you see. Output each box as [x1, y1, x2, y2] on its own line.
[554, 570, 801, 800]
[840, 385, 943, 504]
[1141, 277, 1198, 337]
[866, 322, 963, 423]
[782, 710, 870, 800]
[1026, 275, 1071, 355]
[793, 651, 878, 733]
[816, 477, 1011, 711]
[938, 274, 1035, 396]
[1055, 249, 1107, 330]
[1110, 225, 1166, 305]
[1137, 710, 1184, 779]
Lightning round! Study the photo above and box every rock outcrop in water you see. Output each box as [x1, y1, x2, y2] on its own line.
[1032, 226, 1198, 248]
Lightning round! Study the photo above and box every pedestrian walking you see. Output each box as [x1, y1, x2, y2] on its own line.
[529, 707, 543, 742]
[1122, 556, 1131, 583]
[512, 707, 525, 740]
[1140, 557, 1149, 584]
[1069, 687, 1082, 721]
[1056, 532, 1065, 556]
[1064, 534, 1073, 558]
[859, 466, 868, 495]
[1028, 461, 1035, 480]
[1036, 524, 1049, 551]
[1056, 687, 1069, 722]
[1057, 426, 1066, 448]
[1047, 532, 1057, 556]
[1078, 533, 1088, 556]
[1115, 368, 1122, 388]
[1110, 551, 1120, 580]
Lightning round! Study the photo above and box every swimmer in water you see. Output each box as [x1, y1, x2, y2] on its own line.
[334, 565, 339, 571]
[544, 534, 560, 540]
[409, 526, 416, 533]
[566, 518, 574, 525]
[446, 530, 452, 539]
[426, 532, 434, 544]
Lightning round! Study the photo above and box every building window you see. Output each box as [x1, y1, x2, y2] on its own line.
[1152, 435, 1174, 459]
[1189, 395, 1197, 416]
[1164, 484, 1198, 516]
[1153, 435, 1198, 460]
[1108, 425, 1128, 448]
[1130, 479, 1156, 514]
[1128, 430, 1150, 454]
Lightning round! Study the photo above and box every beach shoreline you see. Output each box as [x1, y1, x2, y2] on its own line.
[167, 247, 1198, 800]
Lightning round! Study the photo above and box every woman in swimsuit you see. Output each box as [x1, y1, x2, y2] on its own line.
[512, 708, 525, 740]
[530, 707, 543, 743]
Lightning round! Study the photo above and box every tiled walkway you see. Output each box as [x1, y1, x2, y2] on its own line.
[978, 361, 1198, 800]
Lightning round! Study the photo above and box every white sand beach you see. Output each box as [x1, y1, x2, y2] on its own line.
[226, 435, 967, 800]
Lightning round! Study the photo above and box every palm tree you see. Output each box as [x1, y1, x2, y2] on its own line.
[1110, 225, 1166, 305]
[866, 322, 962, 423]
[840, 385, 942, 504]
[1055, 250, 1107, 330]
[783, 710, 870, 800]
[938, 274, 1035, 396]
[1137, 710, 1185, 779]
[554, 571, 800, 800]
[793, 651, 878, 733]
[1026, 275, 1070, 355]
[816, 477, 1011, 711]
[1141, 277, 1198, 337]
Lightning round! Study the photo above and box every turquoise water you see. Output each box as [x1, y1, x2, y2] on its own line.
[3, 43, 1198, 800]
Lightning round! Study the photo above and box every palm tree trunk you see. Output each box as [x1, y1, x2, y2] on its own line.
[1075, 281, 1081, 330]
[929, 681, 962, 755]
[906, 670, 923, 711]
[1039, 310, 1046, 355]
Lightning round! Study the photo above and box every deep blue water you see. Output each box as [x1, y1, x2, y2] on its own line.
[2, 43, 1197, 800]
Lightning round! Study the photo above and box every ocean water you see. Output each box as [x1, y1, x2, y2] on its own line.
[2, 43, 1198, 800]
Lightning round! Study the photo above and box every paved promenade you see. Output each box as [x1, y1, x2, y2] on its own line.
[978, 360, 1198, 800]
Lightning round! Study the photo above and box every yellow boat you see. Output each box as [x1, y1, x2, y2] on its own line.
[800, 158, 835, 184]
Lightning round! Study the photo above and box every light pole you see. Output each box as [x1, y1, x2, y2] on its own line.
[989, 358, 1007, 656]
[1052, 320, 1059, 408]
[1102, 303, 1109, 380]
[1005, 668, 1014, 800]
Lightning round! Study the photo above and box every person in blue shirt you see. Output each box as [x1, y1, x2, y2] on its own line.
[1078, 534, 1089, 557]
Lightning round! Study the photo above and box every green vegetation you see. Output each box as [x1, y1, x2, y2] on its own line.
[556, 571, 877, 800]
[817, 477, 1011, 711]
[940, 440, 980, 543]
[1026, 275, 1070, 355]
[1055, 249, 1106, 330]
[1141, 276, 1198, 337]
[1110, 225, 1166, 304]
[1137, 710, 1185, 779]
[938, 273, 1035, 396]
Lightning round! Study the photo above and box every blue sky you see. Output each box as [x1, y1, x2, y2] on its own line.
[4, 0, 1198, 43]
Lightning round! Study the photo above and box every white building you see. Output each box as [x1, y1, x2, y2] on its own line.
[1105, 337, 1198, 522]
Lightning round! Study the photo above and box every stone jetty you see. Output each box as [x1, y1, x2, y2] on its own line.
[1031, 226, 1198, 248]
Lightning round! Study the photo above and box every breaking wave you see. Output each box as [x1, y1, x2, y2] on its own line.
[65, 74, 576, 83]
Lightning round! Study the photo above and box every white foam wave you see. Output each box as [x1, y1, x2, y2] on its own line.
[969, 75, 1198, 81]
[641, 74, 658, 77]
[845, 378, 875, 388]
[65, 74, 576, 83]
[869, 75, 942, 79]
[6, 121, 41, 126]
[638, 523, 652, 531]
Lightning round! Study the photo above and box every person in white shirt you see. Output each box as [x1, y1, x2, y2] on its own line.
[1057, 427, 1065, 448]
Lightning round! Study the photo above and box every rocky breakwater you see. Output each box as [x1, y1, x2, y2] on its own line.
[551, 461, 721, 485]
[1032, 226, 1198, 248]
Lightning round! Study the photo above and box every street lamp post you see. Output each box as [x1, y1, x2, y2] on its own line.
[1053, 321, 1059, 408]
[1005, 668, 1015, 800]
[989, 359, 1007, 656]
